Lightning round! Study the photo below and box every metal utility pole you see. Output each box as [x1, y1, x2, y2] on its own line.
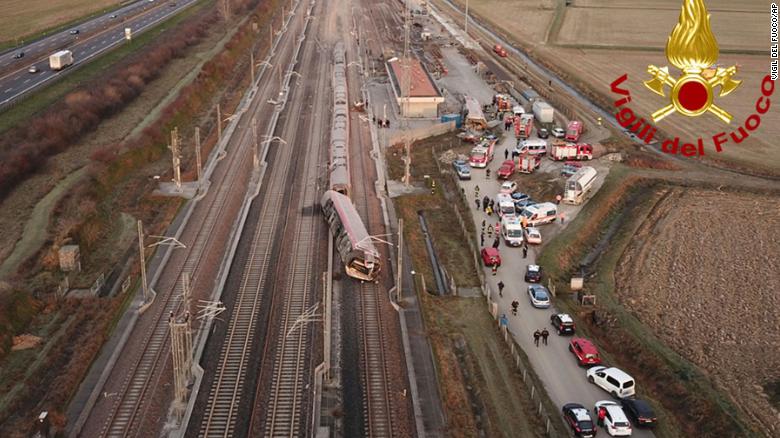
[216, 103, 222, 139]
[194, 127, 202, 182]
[137, 220, 149, 302]
[396, 218, 403, 303]
[169, 272, 193, 419]
[170, 127, 182, 191]
[402, 2, 412, 187]
[465, 0, 470, 35]
[251, 117, 259, 169]
[250, 50, 255, 83]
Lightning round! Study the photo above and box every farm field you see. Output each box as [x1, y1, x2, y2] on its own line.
[0, 0, 122, 44]
[454, 0, 556, 45]
[616, 188, 780, 437]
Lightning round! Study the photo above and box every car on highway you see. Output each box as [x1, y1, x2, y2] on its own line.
[527, 284, 550, 308]
[480, 247, 501, 267]
[69, 29, 80, 35]
[27, 65, 39, 73]
[587, 366, 636, 399]
[497, 159, 515, 179]
[538, 128, 549, 139]
[552, 126, 566, 138]
[13, 52, 24, 59]
[569, 337, 602, 366]
[524, 227, 541, 245]
[550, 313, 576, 335]
[524, 264, 543, 283]
[562, 403, 597, 438]
[594, 401, 633, 436]
[452, 159, 471, 180]
[499, 181, 517, 194]
[109, 14, 118, 19]
[619, 398, 656, 428]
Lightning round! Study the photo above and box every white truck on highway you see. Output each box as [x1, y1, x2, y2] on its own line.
[563, 166, 597, 205]
[49, 50, 73, 71]
[532, 101, 554, 124]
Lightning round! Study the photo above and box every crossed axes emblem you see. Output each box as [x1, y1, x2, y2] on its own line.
[644, 65, 742, 123]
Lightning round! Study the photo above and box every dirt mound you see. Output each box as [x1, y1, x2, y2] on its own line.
[616, 188, 780, 436]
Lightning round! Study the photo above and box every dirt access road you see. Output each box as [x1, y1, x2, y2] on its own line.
[617, 188, 780, 437]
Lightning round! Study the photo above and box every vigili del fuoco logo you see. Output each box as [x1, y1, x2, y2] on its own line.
[609, 0, 776, 157]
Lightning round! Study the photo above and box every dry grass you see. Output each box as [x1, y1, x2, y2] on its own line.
[556, 5, 765, 50]
[0, 0, 123, 44]
[452, 0, 556, 45]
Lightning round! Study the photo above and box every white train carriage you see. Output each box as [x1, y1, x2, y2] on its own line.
[329, 41, 351, 195]
[321, 190, 381, 281]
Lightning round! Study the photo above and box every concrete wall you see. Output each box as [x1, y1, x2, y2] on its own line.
[389, 121, 456, 146]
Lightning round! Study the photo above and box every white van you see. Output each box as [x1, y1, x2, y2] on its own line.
[586, 366, 636, 399]
[495, 193, 516, 218]
[519, 202, 557, 226]
[501, 216, 524, 246]
[515, 139, 548, 156]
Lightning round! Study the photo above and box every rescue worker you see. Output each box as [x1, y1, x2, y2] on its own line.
[555, 194, 562, 205]
[487, 225, 493, 238]
[481, 219, 486, 231]
[480, 234, 485, 246]
[486, 168, 491, 179]
[486, 205, 493, 216]
[559, 212, 566, 225]
[541, 328, 549, 345]
[482, 196, 489, 210]
[494, 222, 500, 235]
[511, 300, 519, 315]
[504, 148, 509, 160]
[497, 281, 505, 297]
[522, 245, 528, 259]
[491, 263, 498, 276]
[597, 406, 607, 426]
[533, 329, 541, 347]
[475, 199, 480, 210]
[475, 185, 481, 198]
[492, 237, 500, 249]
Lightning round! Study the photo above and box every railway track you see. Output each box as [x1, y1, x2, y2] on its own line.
[198, 1, 322, 436]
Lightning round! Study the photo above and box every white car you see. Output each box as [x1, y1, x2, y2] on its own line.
[586, 366, 636, 399]
[552, 127, 566, 138]
[594, 401, 633, 436]
[527, 284, 550, 308]
[525, 227, 541, 244]
[499, 181, 517, 194]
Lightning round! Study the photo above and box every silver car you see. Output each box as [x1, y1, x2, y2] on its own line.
[527, 284, 551, 308]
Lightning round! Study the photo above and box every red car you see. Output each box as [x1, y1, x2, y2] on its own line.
[496, 160, 515, 179]
[569, 338, 602, 366]
[480, 247, 501, 267]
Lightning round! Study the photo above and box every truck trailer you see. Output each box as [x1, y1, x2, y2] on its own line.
[563, 166, 597, 205]
[49, 50, 73, 71]
[532, 101, 554, 124]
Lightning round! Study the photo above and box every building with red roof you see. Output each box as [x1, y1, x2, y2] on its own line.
[386, 57, 444, 118]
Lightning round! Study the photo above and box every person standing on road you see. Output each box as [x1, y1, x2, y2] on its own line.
[494, 222, 500, 235]
[482, 195, 489, 210]
[492, 237, 500, 249]
[486, 205, 493, 216]
[480, 233, 485, 247]
[522, 245, 528, 259]
[497, 281, 505, 297]
[475, 185, 480, 198]
[487, 226, 493, 238]
[555, 194, 562, 205]
[504, 148, 509, 160]
[541, 328, 549, 345]
[597, 406, 607, 426]
[475, 199, 480, 210]
[481, 219, 486, 230]
[533, 329, 541, 347]
[491, 263, 498, 276]
[511, 300, 519, 316]
[486, 168, 491, 179]
[559, 212, 566, 225]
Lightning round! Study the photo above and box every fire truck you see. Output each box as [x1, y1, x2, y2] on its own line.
[550, 142, 593, 161]
[565, 120, 583, 142]
[493, 44, 508, 57]
[518, 154, 541, 173]
[514, 113, 534, 139]
[469, 136, 497, 168]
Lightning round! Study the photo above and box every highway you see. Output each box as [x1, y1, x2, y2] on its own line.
[0, 0, 197, 108]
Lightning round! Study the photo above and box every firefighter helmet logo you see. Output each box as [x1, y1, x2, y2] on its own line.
[644, 0, 742, 123]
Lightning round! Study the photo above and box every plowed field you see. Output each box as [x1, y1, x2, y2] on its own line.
[616, 188, 780, 437]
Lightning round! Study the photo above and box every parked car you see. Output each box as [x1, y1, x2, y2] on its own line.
[480, 247, 501, 267]
[513, 198, 536, 212]
[497, 159, 515, 179]
[69, 29, 80, 35]
[511, 192, 529, 202]
[562, 160, 583, 177]
[524, 264, 542, 283]
[527, 284, 550, 308]
[499, 181, 517, 194]
[452, 159, 471, 180]
[109, 14, 118, 18]
[569, 337, 602, 366]
[562, 403, 597, 438]
[594, 401, 633, 436]
[525, 227, 541, 245]
[587, 366, 636, 399]
[551, 313, 576, 335]
[538, 128, 549, 139]
[552, 127, 566, 138]
[27, 65, 39, 73]
[619, 399, 656, 428]
[13, 52, 24, 59]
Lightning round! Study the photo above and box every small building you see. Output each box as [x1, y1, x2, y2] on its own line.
[386, 57, 444, 118]
[59, 244, 81, 272]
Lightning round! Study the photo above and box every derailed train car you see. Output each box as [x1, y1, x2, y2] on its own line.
[321, 190, 381, 281]
[330, 42, 350, 195]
